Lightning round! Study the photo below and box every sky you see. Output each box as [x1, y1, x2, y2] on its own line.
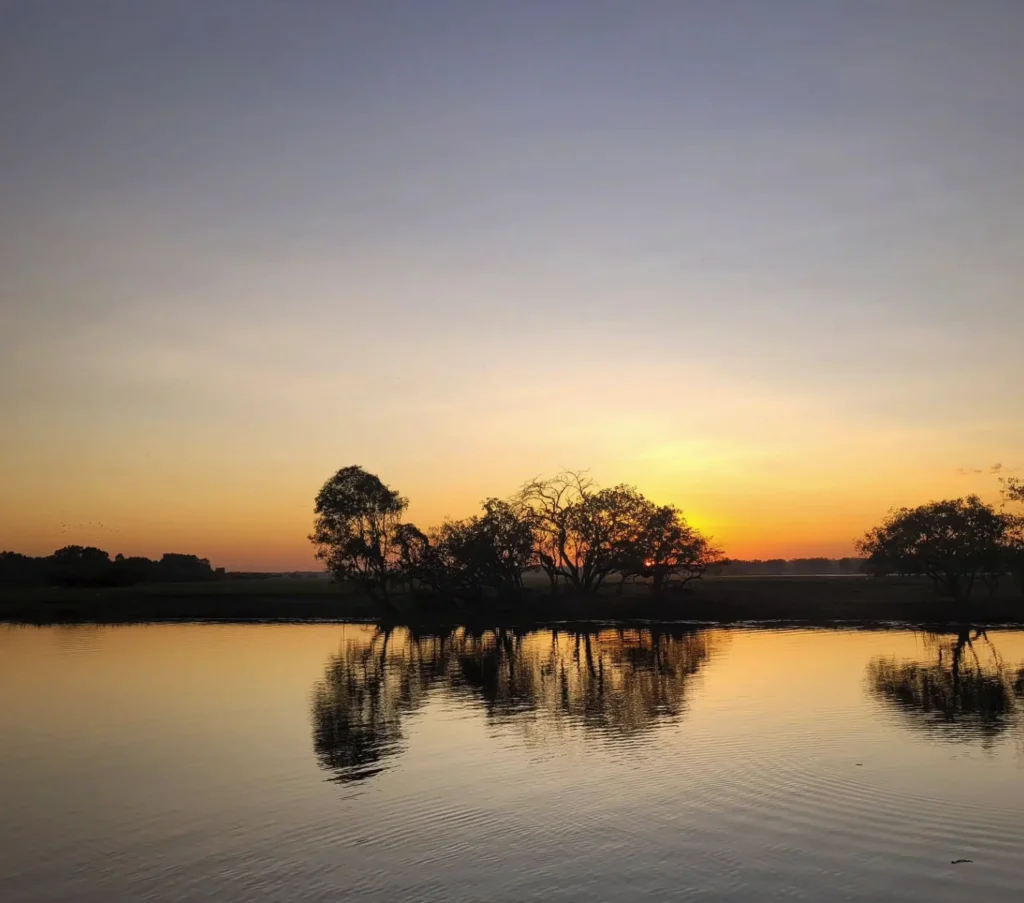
[1, 0, 1022, 570]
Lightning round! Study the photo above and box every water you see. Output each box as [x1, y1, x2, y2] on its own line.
[2, 624, 1023, 902]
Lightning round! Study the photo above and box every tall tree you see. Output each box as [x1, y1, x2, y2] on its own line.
[310, 466, 409, 597]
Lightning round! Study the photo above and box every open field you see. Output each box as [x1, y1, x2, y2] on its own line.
[1, 575, 1021, 626]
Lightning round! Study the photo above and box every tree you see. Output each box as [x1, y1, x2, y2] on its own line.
[440, 498, 536, 598]
[156, 553, 214, 582]
[1001, 478, 1024, 594]
[518, 470, 594, 593]
[310, 466, 409, 597]
[49, 545, 113, 587]
[0, 551, 48, 586]
[391, 522, 438, 589]
[628, 503, 722, 593]
[855, 496, 1010, 601]
[1004, 477, 1024, 505]
[518, 473, 650, 594]
[397, 499, 536, 601]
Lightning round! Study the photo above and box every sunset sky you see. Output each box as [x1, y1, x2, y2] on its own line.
[2, 1, 1022, 570]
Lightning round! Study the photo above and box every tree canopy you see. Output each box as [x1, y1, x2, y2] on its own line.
[855, 496, 1011, 599]
[309, 465, 409, 596]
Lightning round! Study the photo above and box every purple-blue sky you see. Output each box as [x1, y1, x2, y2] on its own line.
[2, 1, 1022, 569]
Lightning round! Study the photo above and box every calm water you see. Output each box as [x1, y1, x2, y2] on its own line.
[2, 624, 1023, 902]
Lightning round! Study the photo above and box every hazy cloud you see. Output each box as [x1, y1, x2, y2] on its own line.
[957, 462, 1020, 476]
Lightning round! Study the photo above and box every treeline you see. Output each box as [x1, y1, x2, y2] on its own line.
[0, 546, 221, 588]
[310, 467, 722, 603]
[311, 466, 1024, 610]
[712, 557, 866, 576]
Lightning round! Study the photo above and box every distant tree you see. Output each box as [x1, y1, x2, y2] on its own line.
[110, 554, 156, 586]
[156, 553, 214, 582]
[789, 557, 834, 575]
[48, 545, 113, 587]
[837, 557, 865, 574]
[310, 466, 409, 598]
[855, 496, 1010, 600]
[0, 551, 48, 586]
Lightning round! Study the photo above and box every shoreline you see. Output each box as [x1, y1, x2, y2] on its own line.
[1, 576, 1020, 628]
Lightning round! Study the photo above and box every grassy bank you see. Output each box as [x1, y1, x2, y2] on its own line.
[1, 575, 1021, 626]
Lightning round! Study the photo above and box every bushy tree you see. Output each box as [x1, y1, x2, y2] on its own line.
[310, 466, 409, 597]
[628, 503, 722, 593]
[396, 499, 536, 600]
[0, 551, 49, 586]
[855, 496, 1010, 600]
[49, 545, 113, 586]
[441, 498, 536, 597]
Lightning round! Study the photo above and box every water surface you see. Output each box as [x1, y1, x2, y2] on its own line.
[2, 624, 1023, 901]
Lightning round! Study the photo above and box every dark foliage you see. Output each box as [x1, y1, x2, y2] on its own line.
[310, 626, 718, 782]
[309, 465, 409, 598]
[0, 547, 218, 588]
[856, 496, 1012, 600]
[868, 628, 1024, 745]
[712, 557, 867, 575]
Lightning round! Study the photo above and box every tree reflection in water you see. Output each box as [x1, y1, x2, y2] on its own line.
[311, 627, 719, 782]
[867, 628, 1024, 746]
[311, 630, 448, 782]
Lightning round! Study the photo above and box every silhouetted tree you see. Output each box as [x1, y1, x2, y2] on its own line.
[111, 554, 157, 585]
[0, 551, 49, 586]
[0, 548, 221, 588]
[155, 553, 214, 582]
[855, 496, 1010, 601]
[789, 557, 834, 575]
[310, 466, 409, 598]
[518, 474, 653, 594]
[438, 498, 536, 598]
[49, 545, 113, 587]
[391, 523, 442, 590]
[627, 502, 722, 593]
[518, 470, 595, 594]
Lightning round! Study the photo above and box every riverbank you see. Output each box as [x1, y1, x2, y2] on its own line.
[1, 576, 1021, 626]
